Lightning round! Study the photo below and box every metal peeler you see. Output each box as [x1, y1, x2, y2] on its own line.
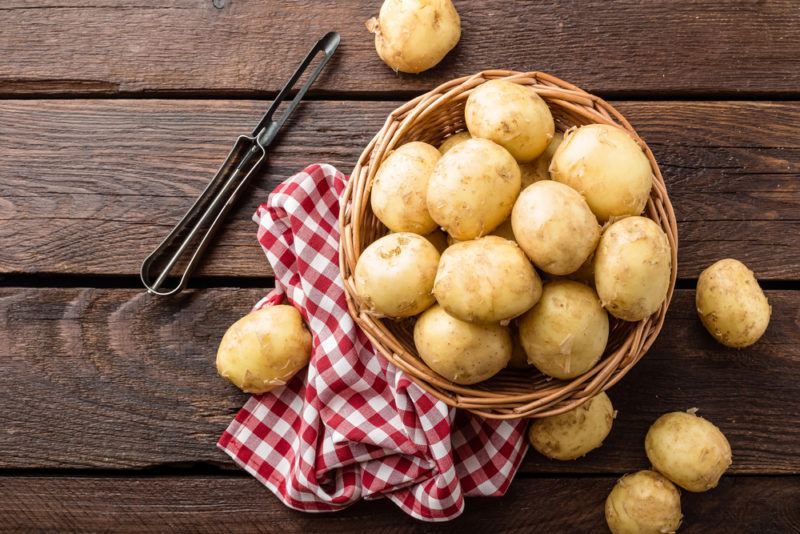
[140, 32, 340, 296]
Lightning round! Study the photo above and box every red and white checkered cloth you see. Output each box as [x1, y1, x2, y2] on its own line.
[218, 164, 529, 521]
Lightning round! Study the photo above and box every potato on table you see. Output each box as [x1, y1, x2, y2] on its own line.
[605, 470, 683, 534]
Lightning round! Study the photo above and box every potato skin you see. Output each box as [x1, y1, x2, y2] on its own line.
[371, 141, 440, 234]
[511, 180, 601, 276]
[433, 236, 542, 323]
[414, 305, 512, 384]
[518, 280, 609, 379]
[427, 138, 521, 240]
[645, 411, 732, 493]
[518, 131, 563, 188]
[605, 470, 683, 534]
[438, 131, 471, 155]
[354, 233, 439, 318]
[465, 80, 555, 162]
[529, 392, 614, 460]
[216, 305, 312, 394]
[696, 258, 771, 348]
[595, 216, 672, 321]
[367, 0, 460, 74]
[550, 124, 652, 222]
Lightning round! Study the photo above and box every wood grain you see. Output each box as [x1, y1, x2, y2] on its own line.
[1, 100, 798, 280]
[0, 475, 797, 532]
[1, 1, 799, 96]
[1, 288, 797, 474]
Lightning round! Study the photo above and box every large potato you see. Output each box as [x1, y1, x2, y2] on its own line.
[595, 216, 672, 321]
[370, 141, 440, 234]
[414, 305, 511, 384]
[645, 411, 732, 493]
[529, 392, 615, 460]
[605, 470, 683, 534]
[511, 180, 600, 276]
[696, 258, 771, 348]
[216, 305, 312, 394]
[550, 124, 652, 221]
[354, 233, 439, 318]
[433, 236, 542, 323]
[427, 138, 521, 240]
[465, 79, 555, 162]
[518, 280, 609, 379]
[438, 131, 471, 154]
[366, 0, 460, 74]
[518, 131, 564, 188]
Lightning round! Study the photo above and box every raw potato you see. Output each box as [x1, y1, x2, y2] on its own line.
[366, 0, 460, 74]
[216, 305, 312, 394]
[414, 305, 512, 384]
[518, 132, 564, 188]
[354, 233, 439, 318]
[511, 180, 600, 276]
[421, 229, 449, 254]
[434, 236, 542, 323]
[550, 124, 652, 221]
[528, 392, 615, 460]
[645, 411, 732, 493]
[371, 141, 440, 234]
[438, 131, 471, 154]
[595, 216, 672, 321]
[696, 258, 771, 348]
[605, 470, 683, 534]
[427, 138, 521, 240]
[465, 79, 555, 162]
[518, 280, 609, 379]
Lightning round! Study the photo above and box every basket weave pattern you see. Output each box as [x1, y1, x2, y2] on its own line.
[339, 70, 678, 419]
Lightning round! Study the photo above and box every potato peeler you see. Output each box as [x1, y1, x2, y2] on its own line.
[140, 32, 340, 296]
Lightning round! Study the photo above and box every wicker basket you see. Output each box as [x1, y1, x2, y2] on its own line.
[339, 70, 678, 419]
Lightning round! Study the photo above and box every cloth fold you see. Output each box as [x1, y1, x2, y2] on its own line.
[218, 164, 528, 521]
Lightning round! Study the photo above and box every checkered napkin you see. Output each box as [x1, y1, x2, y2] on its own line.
[218, 164, 529, 521]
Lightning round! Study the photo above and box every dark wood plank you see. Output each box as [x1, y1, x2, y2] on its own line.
[1, 1, 799, 96]
[1, 100, 798, 280]
[0, 475, 797, 532]
[1, 288, 797, 474]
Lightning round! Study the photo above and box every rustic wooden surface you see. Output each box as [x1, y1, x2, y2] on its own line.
[1, 0, 798, 532]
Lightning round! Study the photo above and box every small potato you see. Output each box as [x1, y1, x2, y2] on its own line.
[465, 79, 555, 162]
[438, 131, 471, 154]
[645, 411, 732, 493]
[518, 131, 564, 188]
[518, 280, 609, 379]
[371, 141, 440, 234]
[414, 305, 511, 384]
[216, 305, 312, 394]
[529, 392, 615, 460]
[605, 470, 683, 534]
[696, 258, 771, 348]
[550, 124, 652, 222]
[420, 229, 449, 254]
[354, 233, 439, 318]
[427, 138, 521, 240]
[434, 236, 542, 323]
[511, 180, 600, 276]
[366, 0, 460, 74]
[595, 216, 672, 321]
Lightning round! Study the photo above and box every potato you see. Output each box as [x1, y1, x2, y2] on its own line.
[371, 141, 440, 234]
[427, 138, 521, 240]
[518, 131, 564, 188]
[645, 411, 732, 493]
[518, 280, 609, 379]
[529, 392, 614, 460]
[605, 470, 683, 534]
[366, 0, 460, 74]
[465, 79, 555, 162]
[511, 180, 600, 276]
[216, 305, 312, 394]
[434, 236, 542, 323]
[438, 131, 471, 154]
[550, 124, 652, 222]
[414, 305, 511, 384]
[595, 216, 672, 321]
[696, 258, 771, 348]
[354, 232, 439, 318]
[421, 229, 449, 254]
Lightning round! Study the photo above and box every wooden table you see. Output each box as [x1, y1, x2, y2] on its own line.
[1, 1, 798, 531]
